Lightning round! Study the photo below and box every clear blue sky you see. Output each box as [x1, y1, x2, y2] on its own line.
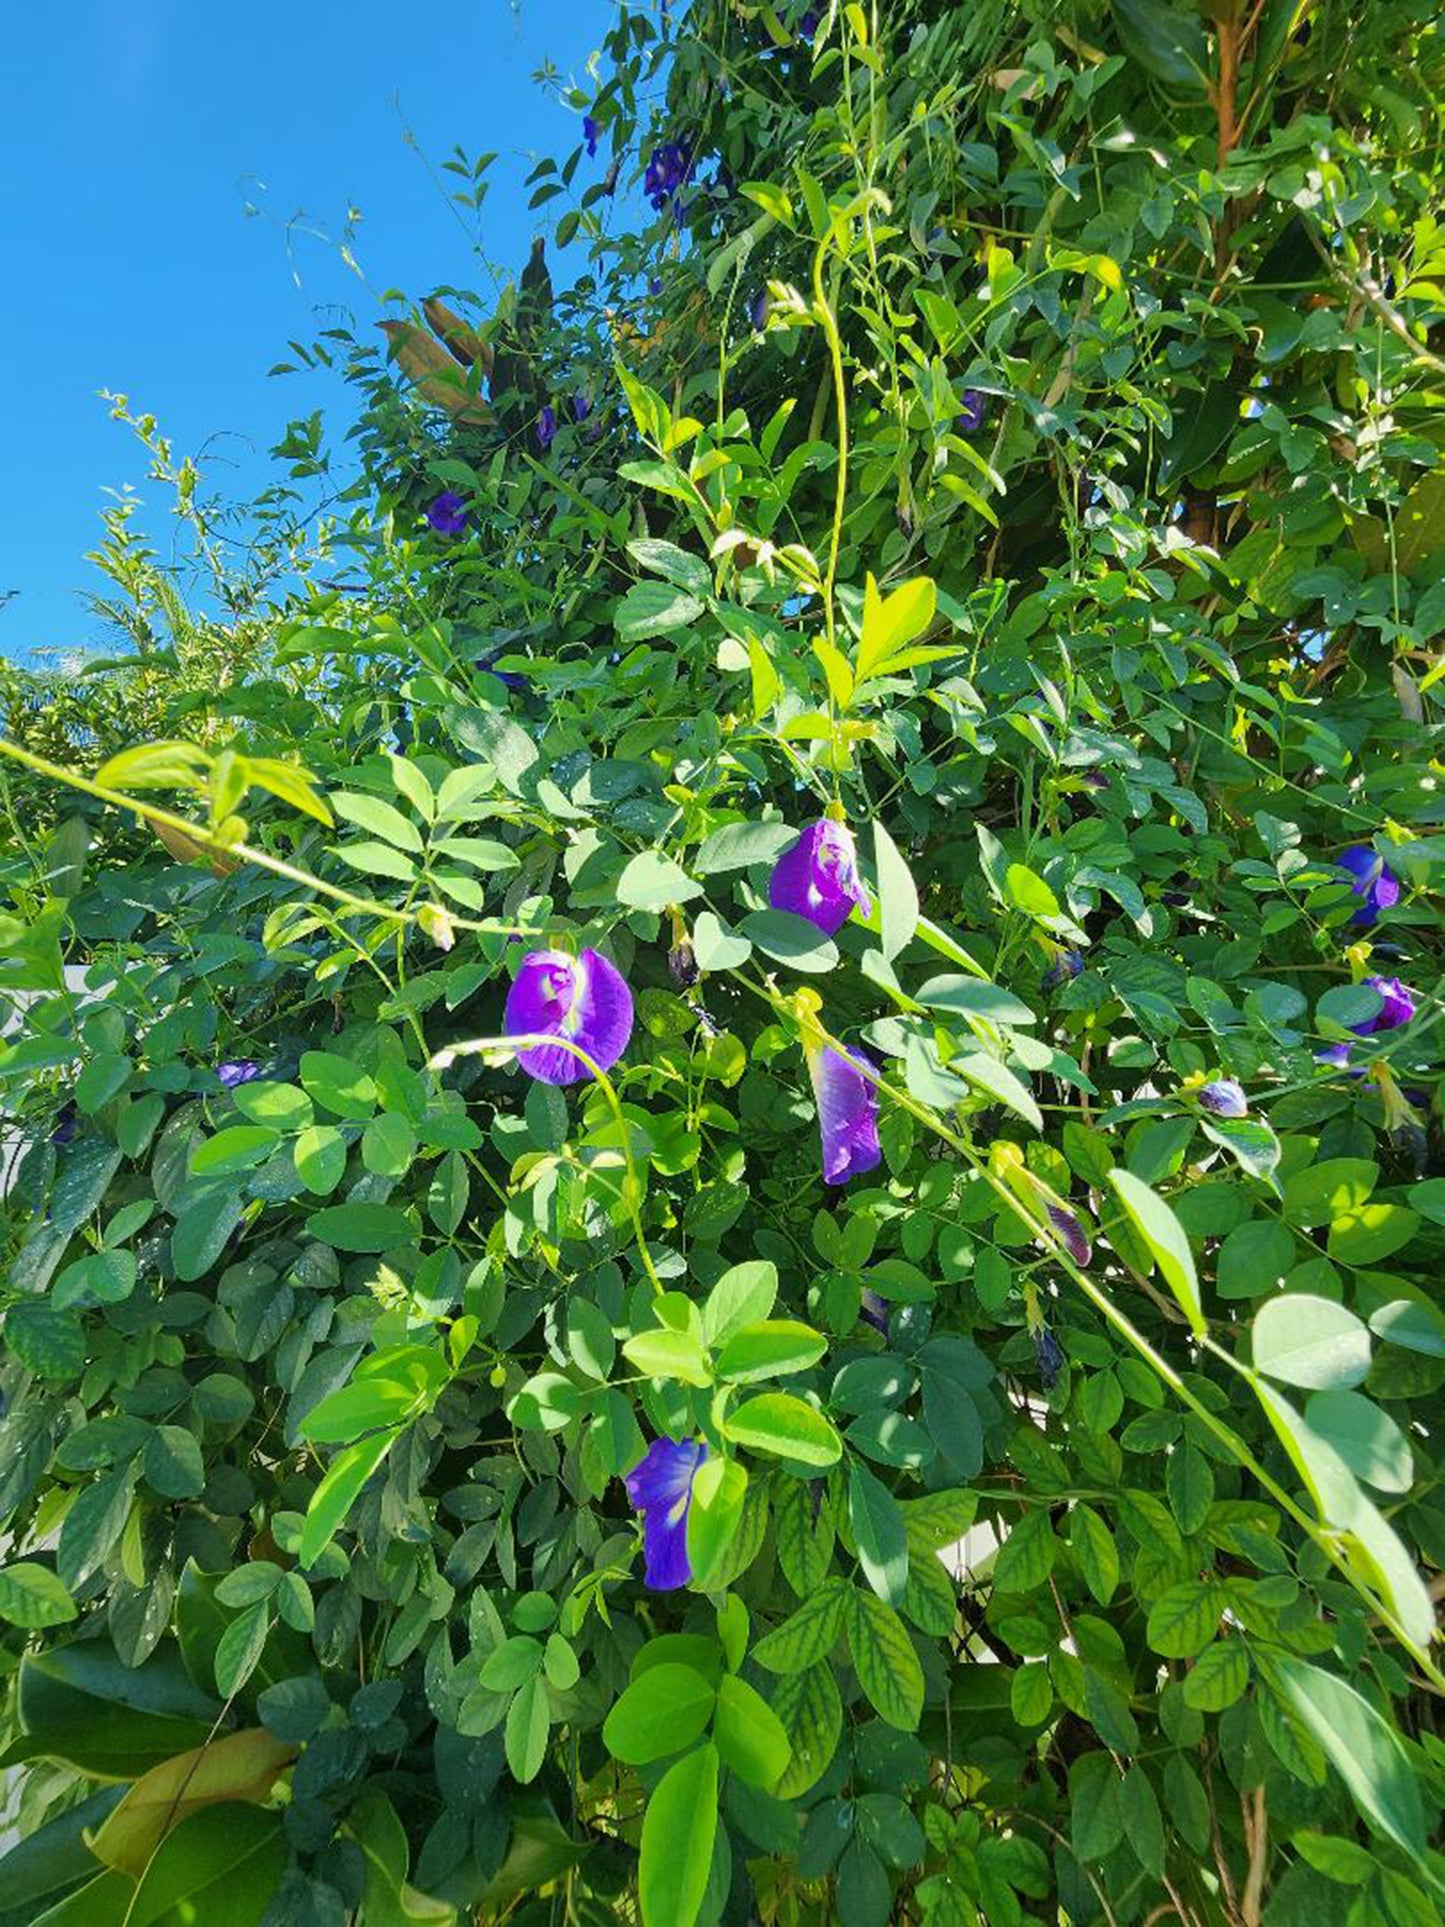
[2, 0, 622, 660]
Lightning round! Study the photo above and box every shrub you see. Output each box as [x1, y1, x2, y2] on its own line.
[1, 3, 1442, 1923]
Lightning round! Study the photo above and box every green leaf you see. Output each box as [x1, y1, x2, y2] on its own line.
[603, 1662, 716, 1764]
[331, 791, 424, 851]
[847, 1589, 924, 1731]
[639, 1743, 718, 1927]
[955, 1053, 1042, 1132]
[1304, 1390, 1413, 1493]
[0, 1562, 77, 1629]
[1070, 1751, 1124, 1862]
[752, 1577, 848, 1674]
[856, 573, 937, 683]
[694, 821, 797, 873]
[918, 975, 1037, 1027]
[1183, 1640, 1250, 1713]
[1111, 0, 1209, 88]
[713, 1674, 791, 1788]
[691, 910, 752, 971]
[616, 850, 703, 911]
[1369, 1298, 1445, 1357]
[1146, 1582, 1222, 1659]
[716, 1319, 826, 1384]
[4, 1301, 86, 1380]
[299, 1051, 377, 1120]
[1271, 1657, 1428, 1868]
[143, 1426, 206, 1500]
[1327, 1203, 1420, 1267]
[1107, 1168, 1204, 1335]
[615, 580, 705, 643]
[1069, 1505, 1119, 1606]
[214, 1602, 270, 1698]
[1283, 1158, 1379, 1228]
[723, 1394, 842, 1468]
[126, 1803, 286, 1925]
[52, 1248, 136, 1310]
[685, 1457, 749, 1589]
[622, 1327, 712, 1387]
[1252, 1295, 1371, 1390]
[848, 1461, 909, 1605]
[191, 1126, 279, 1177]
[991, 1508, 1055, 1595]
[299, 1430, 397, 1565]
[294, 1124, 348, 1195]
[505, 1675, 551, 1784]
[702, 1261, 778, 1345]
[1167, 1443, 1214, 1536]
[307, 1203, 416, 1253]
[738, 908, 839, 973]
[874, 820, 918, 963]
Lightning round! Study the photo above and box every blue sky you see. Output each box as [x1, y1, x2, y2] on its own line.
[3, 0, 621, 659]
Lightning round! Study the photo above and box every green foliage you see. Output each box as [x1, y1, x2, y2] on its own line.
[2, 2, 1445, 1924]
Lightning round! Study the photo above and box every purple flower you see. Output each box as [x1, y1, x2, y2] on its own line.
[216, 1061, 261, 1089]
[425, 491, 468, 536]
[504, 948, 634, 1086]
[1337, 845, 1400, 927]
[644, 141, 692, 213]
[1199, 1078, 1248, 1118]
[582, 115, 601, 160]
[953, 390, 987, 434]
[1042, 945, 1083, 991]
[807, 1043, 882, 1187]
[798, 6, 821, 37]
[1352, 976, 1415, 1037]
[474, 654, 528, 692]
[859, 1288, 890, 1337]
[748, 291, 769, 333]
[1046, 1203, 1091, 1267]
[625, 1436, 707, 1590]
[1316, 1041, 1354, 1068]
[769, 820, 871, 936]
[536, 406, 557, 451]
[648, 276, 663, 298]
[50, 1103, 79, 1147]
[668, 939, 699, 990]
[571, 392, 592, 423]
[1033, 1326, 1065, 1389]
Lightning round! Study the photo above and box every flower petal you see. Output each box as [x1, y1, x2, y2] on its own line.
[505, 948, 634, 1085]
[768, 821, 869, 935]
[809, 1043, 882, 1187]
[626, 1437, 706, 1591]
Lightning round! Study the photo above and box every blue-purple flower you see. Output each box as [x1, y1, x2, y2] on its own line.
[798, 6, 821, 38]
[1042, 945, 1083, 991]
[953, 390, 987, 434]
[1199, 1078, 1248, 1118]
[1352, 975, 1415, 1036]
[648, 276, 663, 298]
[1033, 1326, 1065, 1389]
[504, 948, 634, 1086]
[50, 1103, 79, 1147]
[536, 405, 558, 451]
[1337, 844, 1400, 927]
[582, 115, 601, 160]
[1046, 1203, 1091, 1267]
[748, 290, 769, 333]
[807, 1042, 882, 1186]
[216, 1061, 261, 1090]
[769, 820, 871, 936]
[644, 141, 692, 213]
[425, 491, 468, 536]
[571, 392, 592, 423]
[625, 1436, 707, 1590]
[859, 1287, 890, 1337]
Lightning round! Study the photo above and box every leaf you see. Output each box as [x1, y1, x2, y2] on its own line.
[604, 1662, 716, 1765]
[615, 580, 705, 642]
[143, 1426, 206, 1500]
[1271, 1658, 1428, 1868]
[300, 1430, 398, 1565]
[713, 1674, 791, 1788]
[1327, 1203, 1421, 1268]
[1253, 1295, 1371, 1390]
[616, 850, 703, 911]
[1107, 1168, 1204, 1335]
[693, 821, 797, 873]
[330, 791, 424, 852]
[955, 1053, 1042, 1132]
[702, 1261, 778, 1346]
[716, 1319, 827, 1384]
[88, 1729, 295, 1876]
[752, 1577, 848, 1673]
[874, 820, 918, 962]
[847, 1589, 924, 1730]
[848, 1461, 909, 1605]
[122, 1803, 286, 1926]
[505, 1675, 551, 1784]
[294, 1125, 348, 1195]
[1111, 0, 1209, 87]
[691, 910, 752, 971]
[299, 1050, 377, 1120]
[723, 1394, 842, 1468]
[1167, 1443, 1215, 1536]
[1304, 1390, 1413, 1494]
[639, 1743, 718, 1927]
[992, 1508, 1056, 1595]
[685, 1457, 749, 1590]
[1069, 1506, 1119, 1607]
[214, 1602, 270, 1697]
[738, 908, 839, 973]
[5, 1301, 86, 1379]
[1146, 1582, 1222, 1658]
[306, 1203, 416, 1253]
[856, 573, 937, 683]
[0, 1562, 77, 1629]
[622, 1327, 712, 1387]
[918, 975, 1037, 1027]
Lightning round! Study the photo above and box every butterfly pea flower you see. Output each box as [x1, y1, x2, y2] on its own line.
[748, 290, 769, 333]
[425, 490, 468, 536]
[1337, 844, 1400, 927]
[1042, 944, 1083, 991]
[504, 948, 634, 1086]
[859, 1287, 890, 1337]
[582, 115, 601, 160]
[1046, 1203, 1091, 1268]
[536, 405, 558, 451]
[1315, 1041, 1361, 1075]
[798, 6, 821, 36]
[1199, 1078, 1248, 1118]
[571, 392, 592, 423]
[216, 1061, 262, 1089]
[769, 820, 871, 936]
[1033, 1325, 1065, 1389]
[953, 390, 987, 434]
[807, 1042, 882, 1186]
[1352, 975, 1415, 1036]
[50, 1103, 79, 1147]
[644, 140, 692, 213]
[625, 1436, 707, 1590]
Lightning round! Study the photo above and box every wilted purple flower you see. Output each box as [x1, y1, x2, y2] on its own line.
[582, 115, 601, 160]
[769, 820, 871, 936]
[425, 491, 468, 536]
[953, 390, 987, 434]
[536, 405, 558, 451]
[50, 1103, 79, 1147]
[1199, 1078, 1248, 1118]
[748, 291, 769, 333]
[571, 392, 592, 423]
[504, 948, 634, 1086]
[807, 1043, 882, 1186]
[1337, 845, 1400, 927]
[1046, 1203, 1091, 1267]
[216, 1061, 262, 1090]
[625, 1436, 707, 1590]
[1033, 1326, 1065, 1389]
[1042, 945, 1083, 991]
[1352, 976, 1415, 1036]
[668, 939, 699, 990]
[859, 1288, 890, 1337]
